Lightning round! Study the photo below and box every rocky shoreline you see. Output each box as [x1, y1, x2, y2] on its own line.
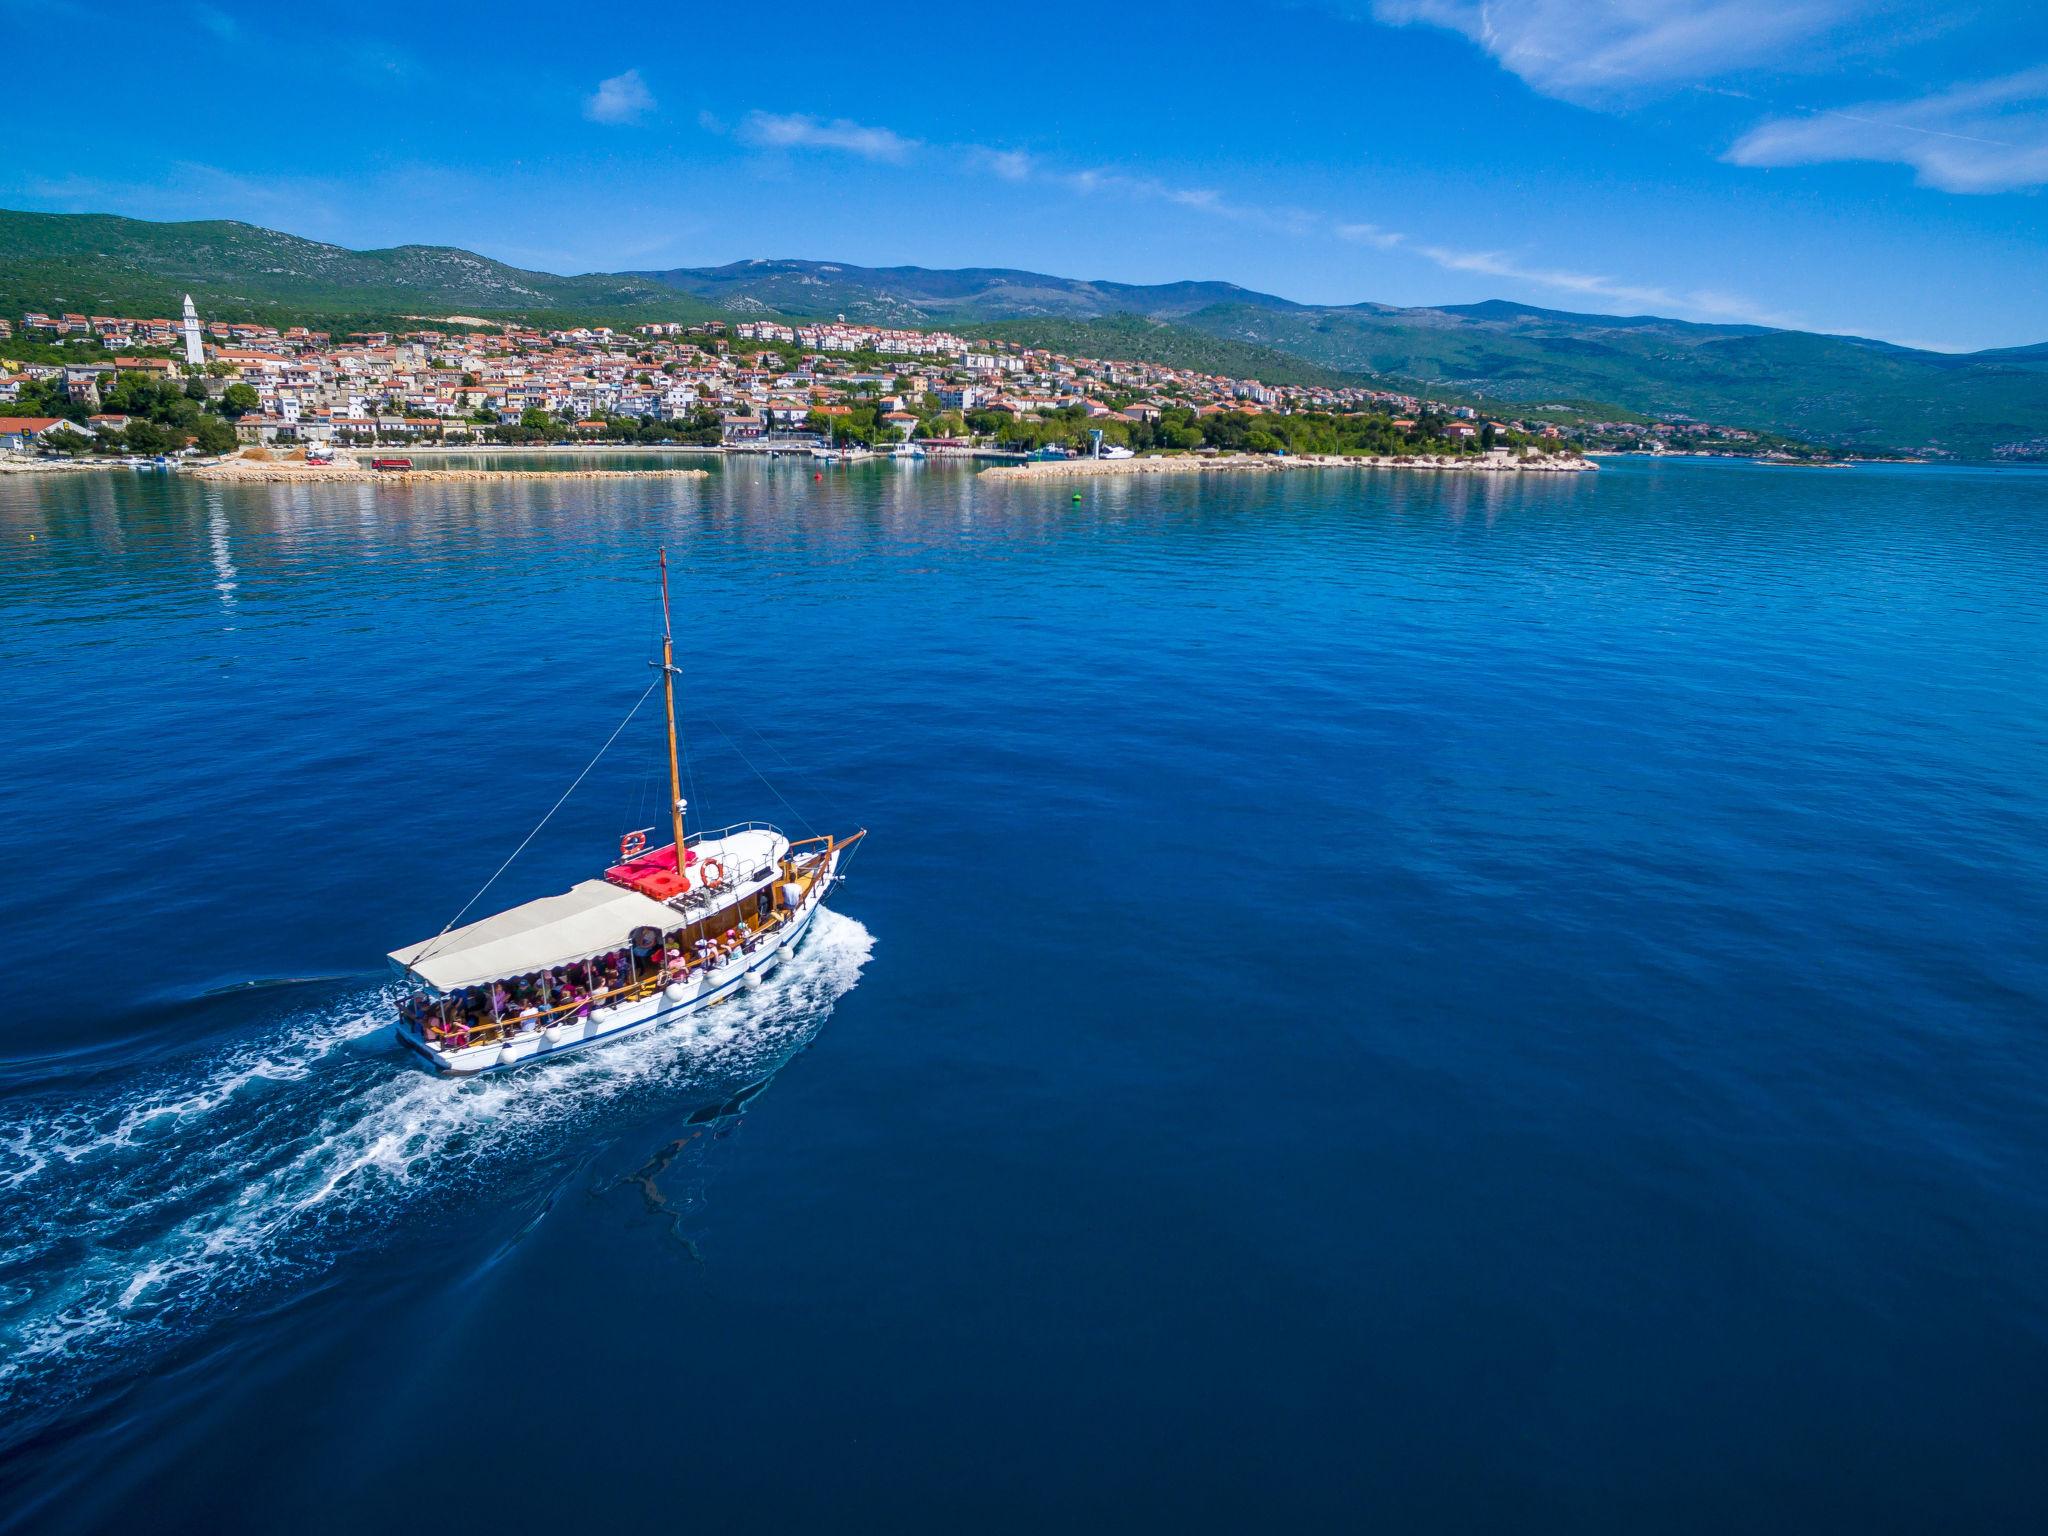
[981, 453, 1597, 481]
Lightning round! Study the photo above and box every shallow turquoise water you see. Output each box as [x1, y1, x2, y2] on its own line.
[1, 457, 2045, 1530]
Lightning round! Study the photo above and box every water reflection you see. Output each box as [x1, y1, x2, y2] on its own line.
[205, 492, 238, 622]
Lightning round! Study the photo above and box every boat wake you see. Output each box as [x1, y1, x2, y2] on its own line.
[0, 909, 874, 1441]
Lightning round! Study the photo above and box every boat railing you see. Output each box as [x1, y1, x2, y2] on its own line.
[684, 820, 784, 848]
[399, 889, 816, 1052]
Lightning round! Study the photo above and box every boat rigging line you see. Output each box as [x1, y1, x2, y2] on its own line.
[704, 718, 818, 841]
[405, 676, 661, 969]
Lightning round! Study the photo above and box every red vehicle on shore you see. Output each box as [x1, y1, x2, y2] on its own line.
[370, 456, 413, 472]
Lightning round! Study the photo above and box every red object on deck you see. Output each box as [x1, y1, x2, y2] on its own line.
[604, 842, 698, 899]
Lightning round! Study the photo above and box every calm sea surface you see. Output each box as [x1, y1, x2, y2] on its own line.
[2, 457, 2045, 1531]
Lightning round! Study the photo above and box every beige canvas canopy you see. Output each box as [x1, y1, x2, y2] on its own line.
[389, 879, 684, 992]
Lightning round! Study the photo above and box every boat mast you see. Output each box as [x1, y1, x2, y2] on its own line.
[659, 547, 688, 887]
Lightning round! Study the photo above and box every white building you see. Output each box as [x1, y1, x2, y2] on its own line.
[181, 295, 204, 368]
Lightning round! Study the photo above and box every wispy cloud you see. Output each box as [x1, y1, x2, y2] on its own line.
[973, 147, 1035, 182]
[1336, 221, 1403, 250]
[1365, 0, 1855, 103]
[962, 138, 1782, 323]
[736, 111, 917, 162]
[1404, 241, 1793, 325]
[192, 3, 238, 41]
[1364, 0, 2042, 200]
[585, 69, 656, 126]
[966, 147, 1317, 234]
[703, 105, 1788, 326]
[1728, 66, 2048, 192]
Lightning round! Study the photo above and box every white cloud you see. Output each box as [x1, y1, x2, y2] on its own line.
[702, 105, 1788, 327]
[959, 141, 1779, 321]
[1336, 221, 1403, 249]
[193, 4, 238, 41]
[585, 69, 656, 126]
[969, 149, 1316, 235]
[1407, 242, 1793, 325]
[1367, 0, 1855, 101]
[1727, 67, 2048, 192]
[736, 111, 917, 162]
[974, 147, 1036, 182]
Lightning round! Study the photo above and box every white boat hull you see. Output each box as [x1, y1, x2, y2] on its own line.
[397, 855, 839, 1076]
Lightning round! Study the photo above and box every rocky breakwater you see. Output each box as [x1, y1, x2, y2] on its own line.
[189, 455, 709, 485]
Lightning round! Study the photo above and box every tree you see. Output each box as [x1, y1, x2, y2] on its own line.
[191, 416, 237, 455]
[184, 376, 209, 401]
[221, 382, 260, 418]
[122, 418, 174, 454]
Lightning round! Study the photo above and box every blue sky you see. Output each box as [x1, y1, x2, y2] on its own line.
[6, 0, 2046, 349]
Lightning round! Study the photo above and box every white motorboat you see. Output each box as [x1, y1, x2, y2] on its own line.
[388, 551, 865, 1075]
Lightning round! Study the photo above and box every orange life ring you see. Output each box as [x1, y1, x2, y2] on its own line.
[700, 858, 727, 886]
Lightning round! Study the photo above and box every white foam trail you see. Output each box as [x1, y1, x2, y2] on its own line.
[0, 910, 874, 1427]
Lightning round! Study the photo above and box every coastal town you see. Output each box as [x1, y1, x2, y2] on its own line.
[0, 295, 1787, 469]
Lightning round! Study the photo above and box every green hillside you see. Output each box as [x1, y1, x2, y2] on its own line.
[630, 257, 1295, 324]
[0, 209, 715, 325]
[973, 315, 1369, 389]
[1178, 301, 2048, 457]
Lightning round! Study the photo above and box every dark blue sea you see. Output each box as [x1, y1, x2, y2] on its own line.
[2, 456, 2045, 1531]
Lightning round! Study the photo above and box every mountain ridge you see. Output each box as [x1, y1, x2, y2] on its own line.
[3, 208, 2044, 456]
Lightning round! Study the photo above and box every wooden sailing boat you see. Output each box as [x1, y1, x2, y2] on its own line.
[388, 550, 865, 1075]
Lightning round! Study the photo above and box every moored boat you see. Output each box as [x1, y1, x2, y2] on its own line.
[387, 550, 865, 1075]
